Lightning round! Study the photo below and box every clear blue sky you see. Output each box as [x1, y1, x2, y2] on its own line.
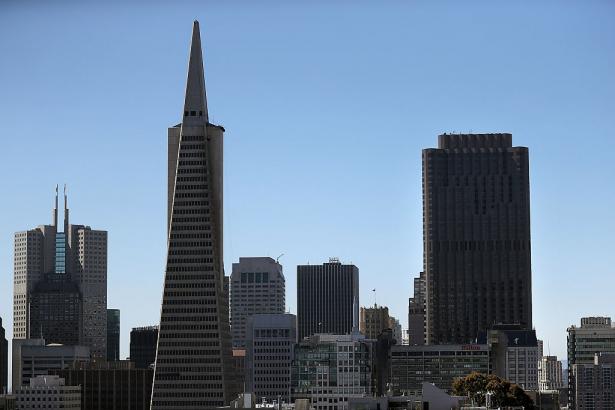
[1, 1, 614, 364]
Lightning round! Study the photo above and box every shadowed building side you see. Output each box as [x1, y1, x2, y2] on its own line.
[150, 21, 237, 409]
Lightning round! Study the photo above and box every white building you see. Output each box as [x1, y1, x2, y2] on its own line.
[15, 375, 80, 409]
[538, 355, 563, 390]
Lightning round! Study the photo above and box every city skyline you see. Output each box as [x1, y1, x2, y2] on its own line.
[1, 1, 615, 370]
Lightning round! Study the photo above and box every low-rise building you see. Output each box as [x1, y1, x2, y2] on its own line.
[15, 375, 80, 409]
[11, 339, 90, 388]
[389, 344, 491, 395]
[50, 360, 153, 410]
[292, 333, 372, 410]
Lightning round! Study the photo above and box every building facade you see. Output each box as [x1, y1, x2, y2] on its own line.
[538, 356, 563, 391]
[297, 259, 359, 341]
[130, 326, 158, 369]
[12, 339, 90, 388]
[0, 318, 7, 394]
[389, 344, 492, 395]
[230, 257, 285, 348]
[15, 375, 80, 409]
[291, 334, 372, 410]
[13, 187, 107, 358]
[245, 314, 296, 403]
[359, 305, 390, 340]
[567, 316, 615, 409]
[423, 134, 532, 344]
[52, 361, 154, 410]
[151, 21, 238, 408]
[107, 309, 120, 362]
[572, 352, 615, 409]
[407, 272, 425, 346]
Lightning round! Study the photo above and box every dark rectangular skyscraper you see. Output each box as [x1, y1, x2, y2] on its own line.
[423, 133, 532, 344]
[297, 258, 359, 341]
[0, 317, 7, 394]
[151, 21, 237, 408]
[130, 326, 158, 369]
[106, 309, 120, 362]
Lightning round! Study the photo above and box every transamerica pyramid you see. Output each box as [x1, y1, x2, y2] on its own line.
[151, 21, 238, 409]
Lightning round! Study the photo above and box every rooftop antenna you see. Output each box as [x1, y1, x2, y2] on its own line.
[373, 288, 377, 307]
[276, 253, 284, 264]
[52, 185, 59, 227]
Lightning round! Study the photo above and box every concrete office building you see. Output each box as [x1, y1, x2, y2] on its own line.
[291, 333, 372, 410]
[359, 305, 390, 340]
[0, 318, 7, 394]
[130, 326, 158, 369]
[539, 356, 563, 391]
[389, 344, 492, 395]
[479, 324, 540, 390]
[407, 272, 425, 346]
[567, 316, 615, 409]
[423, 134, 532, 344]
[52, 361, 154, 410]
[297, 258, 359, 341]
[245, 314, 296, 403]
[571, 352, 615, 409]
[151, 21, 238, 408]
[230, 257, 285, 348]
[15, 375, 80, 409]
[107, 309, 120, 362]
[12, 339, 90, 388]
[13, 186, 107, 358]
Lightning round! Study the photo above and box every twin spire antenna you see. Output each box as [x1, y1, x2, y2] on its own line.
[52, 184, 70, 230]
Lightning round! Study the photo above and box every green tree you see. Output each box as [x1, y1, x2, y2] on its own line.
[452, 372, 534, 409]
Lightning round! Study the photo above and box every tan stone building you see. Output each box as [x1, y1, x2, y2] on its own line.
[359, 305, 390, 339]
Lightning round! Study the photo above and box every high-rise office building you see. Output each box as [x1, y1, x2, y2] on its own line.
[359, 305, 390, 340]
[291, 334, 372, 410]
[423, 133, 532, 344]
[538, 356, 563, 391]
[245, 314, 296, 403]
[297, 258, 359, 341]
[106, 309, 120, 362]
[230, 257, 285, 348]
[0, 317, 7, 394]
[151, 21, 237, 408]
[13, 187, 107, 358]
[407, 272, 425, 346]
[567, 317, 615, 409]
[571, 352, 615, 409]
[130, 326, 158, 369]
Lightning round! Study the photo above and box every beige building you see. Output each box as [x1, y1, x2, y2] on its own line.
[538, 355, 563, 391]
[13, 187, 107, 359]
[359, 304, 390, 339]
[151, 21, 238, 408]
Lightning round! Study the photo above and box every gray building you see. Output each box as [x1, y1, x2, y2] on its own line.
[407, 271, 425, 346]
[15, 375, 81, 409]
[12, 339, 90, 388]
[567, 316, 615, 409]
[106, 309, 120, 362]
[390, 344, 492, 396]
[230, 257, 285, 348]
[291, 333, 373, 410]
[245, 314, 296, 403]
[297, 258, 359, 341]
[423, 134, 532, 344]
[0, 318, 6, 394]
[130, 326, 158, 369]
[151, 21, 238, 408]
[572, 352, 615, 409]
[13, 187, 107, 359]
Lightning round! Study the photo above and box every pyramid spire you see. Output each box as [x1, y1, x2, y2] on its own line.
[182, 20, 208, 124]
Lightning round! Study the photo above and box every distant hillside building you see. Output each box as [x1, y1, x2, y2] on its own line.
[230, 257, 285, 348]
